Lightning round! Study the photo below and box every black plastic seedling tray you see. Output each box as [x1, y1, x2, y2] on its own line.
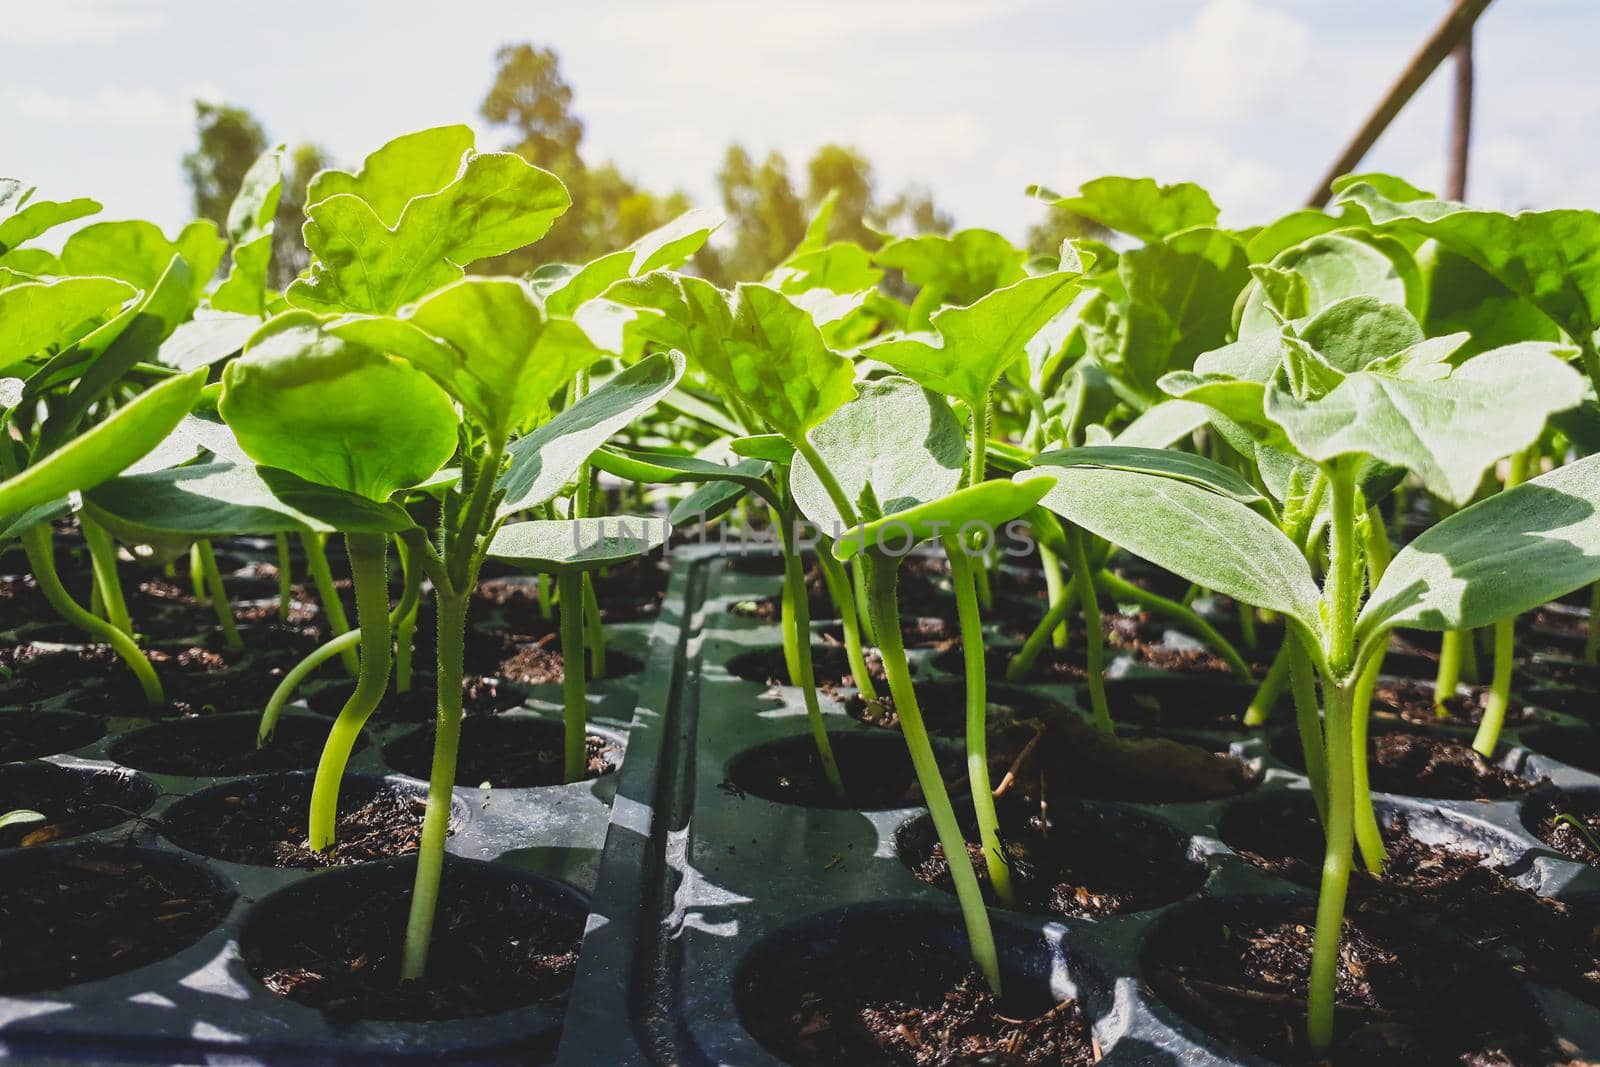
[0, 545, 660, 1064]
[555, 546, 1600, 1066]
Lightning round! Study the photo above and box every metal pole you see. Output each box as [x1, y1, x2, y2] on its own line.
[1306, 0, 1495, 208]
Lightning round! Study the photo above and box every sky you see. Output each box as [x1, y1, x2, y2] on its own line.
[4, 0, 1596, 246]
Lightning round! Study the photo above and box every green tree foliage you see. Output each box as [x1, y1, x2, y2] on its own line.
[181, 102, 329, 288]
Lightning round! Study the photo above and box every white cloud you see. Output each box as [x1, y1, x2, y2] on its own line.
[1156, 0, 1312, 122]
[0, 0, 166, 44]
[6, 87, 191, 127]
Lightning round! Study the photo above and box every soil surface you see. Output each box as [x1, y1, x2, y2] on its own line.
[1271, 726, 1534, 800]
[1527, 792, 1600, 866]
[53, 644, 284, 718]
[111, 715, 342, 777]
[723, 732, 955, 811]
[1143, 901, 1554, 1066]
[0, 847, 234, 994]
[1102, 677, 1265, 731]
[934, 642, 1087, 684]
[726, 644, 887, 692]
[0, 763, 154, 848]
[243, 865, 583, 1023]
[738, 924, 1095, 1066]
[161, 774, 435, 868]
[305, 675, 522, 723]
[0, 710, 104, 761]
[844, 681, 1010, 737]
[495, 640, 644, 686]
[901, 796, 1204, 919]
[1010, 715, 1261, 803]
[1370, 678, 1526, 728]
[383, 718, 615, 788]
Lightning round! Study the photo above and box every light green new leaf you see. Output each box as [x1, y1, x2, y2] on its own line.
[306, 125, 476, 224]
[0, 180, 99, 254]
[791, 376, 965, 534]
[157, 311, 259, 371]
[1032, 445, 1267, 508]
[1418, 243, 1561, 358]
[1359, 453, 1600, 643]
[221, 314, 459, 502]
[1112, 399, 1213, 448]
[1030, 176, 1219, 242]
[86, 461, 412, 543]
[590, 445, 776, 511]
[290, 151, 570, 314]
[867, 272, 1081, 408]
[540, 209, 721, 318]
[729, 434, 795, 463]
[488, 516, 670, 575]
[0, 810, 45, 831]
[1266, 342, 1583, 505]
[59, 220, 223, 306]
[211, 147, 284, 316]
[834, 476, 1055, 561]
[722, 284, 857, 440]
[1237, 232, 1417, 338]
[1335, 180, 1600, 353]
[874, 229, 1026, 306]
[1028, 464, 1323, 639]
[497, 351, 685, 515]
[0, 277, 136, 373]
[0, 368, 207, 519]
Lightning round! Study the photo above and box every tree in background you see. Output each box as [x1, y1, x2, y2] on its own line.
[478, 44, 691, 272]
[1026, 201, 1105, 257]
[181, 102, 329, 288]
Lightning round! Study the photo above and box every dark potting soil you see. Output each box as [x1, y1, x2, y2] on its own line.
[737, 929, 1095, 1067]
[0, 847, 234, 994]
[0, 573, 49, 628]
[0, 763, 155, 848]
[726, 644, 888, 692]
[1143, 901, 1554, 1066]
[1012, 715, 1261, 803]
[111, 715, 343, 777]
[722, 732, 956, 811]
[1527, 792, 1600, 866]
[0, 709, 104, 761]
[1270, 727, 1534, 800]
[1370, 678, 1528, 728]
[1102, 677, 1265, 731]
[844, 682, 979, 737]
[474, 574, 664, 625]
[1521, 654, 1600, 691]
[382, 718, 616, 788]
[966, 642, 1088, 684]
[1103, 612, 1264, 677]
[495, 640, 645, 686]
[242, 867, 583, 1022]
[305, 674, 523, 723]
[900, 796, 1204, 919]
[161, 773, 432, 868]
[49, 644, 284, 718]
[1519, 724, 1600, 776]
[1524, 685, 1598, 722]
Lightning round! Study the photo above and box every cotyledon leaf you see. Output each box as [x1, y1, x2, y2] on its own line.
[488, 516, 670, 575]
[833, 476, 1056, 561]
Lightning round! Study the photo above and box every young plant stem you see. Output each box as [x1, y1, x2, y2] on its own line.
[188, 542, 208, 605]
[1094, 568, 1251, 678]
[781, 520, 847, 799]
[1433, 630, 1466, 717]
[1351, 505, 1393, 874]
[81, 515, 132, 637]
[774, 509, 804, 686]
[401, 590, 468, 981]
[274, 532, 293, 622]
[815, 547, 879, 704]
[196, 540, 242, 652]
[1289, 636, 1328, 822]
[1038, 542, 1069, 648]
[1005, 572, 1078, 682]
[582, 573, 605, 678]
[1067, 526, 1112, 734]
[306, 533, 391, 851]
[536, 572, 553, 620]
[393, 536, 418, 696]
[1243, 643, 1291, 726]
[1307, 680, 1357, 1053]
[1472, 450, 1530, 756]
[944, 534, 1014, 907]
[1238, 602, 1258, 651]
[866, 554, 1002, 994]
[21, 523, 163, 705]
[967, 397, 993, 612]
[300, 531, 358, 676]
[557, 570, 589, 783]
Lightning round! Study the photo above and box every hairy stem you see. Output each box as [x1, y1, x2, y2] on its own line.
[781, 526, 846, 799]
[1243, 643, 1291, 726]
[815, 546, 878, 704]
[582, 572, 605, 679]
[1473, 451, 1529, 756]
[300, 531, 358, 676]
[1433, 630, 1465, 717]
[1289, 636, 1327, 822]
[307, 533, 391, 851]
[945, 534, 1014, 907]
[558, 571, 589, 783]
[22, 523, 162, 705]
[81, 515, 132, 638]
[274, 532, 293, 623]
[1307, 680, 1357, 1053]
[196, 540, 242, 652]
[1351, 505, 1393, 874]
[867, 554, 1002, 994]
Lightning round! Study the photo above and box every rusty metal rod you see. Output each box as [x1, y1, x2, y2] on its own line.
[1445, 12, 1475, 200]
[1306, 0, 1495, 208]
